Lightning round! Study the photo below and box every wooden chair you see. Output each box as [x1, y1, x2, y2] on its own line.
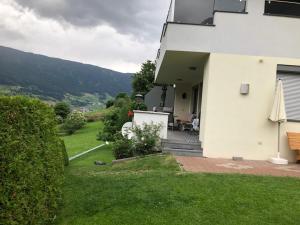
[286, 132, 300, 161]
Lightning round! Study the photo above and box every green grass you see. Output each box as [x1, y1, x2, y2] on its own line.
[61, 121, 103, 157]
[58, 149, 300, 225]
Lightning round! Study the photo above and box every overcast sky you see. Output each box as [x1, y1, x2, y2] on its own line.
[0, 0, 170, 72]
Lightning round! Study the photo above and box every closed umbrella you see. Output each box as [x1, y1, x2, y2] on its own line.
[269, 79, 288, 165]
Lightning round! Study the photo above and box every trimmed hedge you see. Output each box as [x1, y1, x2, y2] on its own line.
[0, 96, 64, 225]
[60, 139, 69, 167]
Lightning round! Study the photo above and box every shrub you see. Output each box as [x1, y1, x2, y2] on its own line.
[54, 102, 71, 119]
[56, 115, 64, 124]
[112, 134, 134, 160]
[98, 97, 131, 141]
[60, 139, 69, 166]
[131, 123, 162, 156]
[0, 96, 64, 225]
[130, 101, 147, 111]
[106, 99, 114, 109]
[85, 112, 103, 122]
[112, 123, 162, 160]
[115, 93, 128, 100]
[62, 111, 86, 135]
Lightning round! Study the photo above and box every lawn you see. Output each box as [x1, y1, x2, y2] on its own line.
[57, 148, 300, 225]
[61, 121, 103, 157]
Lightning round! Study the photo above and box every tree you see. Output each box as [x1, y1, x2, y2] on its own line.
[116, 93, 128, 99]
[98, 97, 132, 141]
[54, 102, 71, 119]
[106, 100, 114, 109]
[132, 60, 156, 96]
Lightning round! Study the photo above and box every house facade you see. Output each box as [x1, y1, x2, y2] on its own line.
[155, 0, 300, 162]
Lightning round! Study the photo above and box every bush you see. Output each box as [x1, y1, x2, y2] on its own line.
[56, 115, 64, 124]
[62, 111, 86, 135]
[115, 93, 128, 100]
[130, 101, 147, 111]
[54, 102, 71, 119]
[131, 123, 162, 156]
[85, 112, 103, 122]
[112, 134, 134, 160]
[105, 100, 114, 109]
[0, 96, 64, 225]
[60, 139, 69, 166]
[98, 97, 131, 141]
[112, 123, 162, 159]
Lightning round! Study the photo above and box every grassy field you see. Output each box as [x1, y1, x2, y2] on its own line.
[57, 149, 300, 225]
[61, 121, 103, 157]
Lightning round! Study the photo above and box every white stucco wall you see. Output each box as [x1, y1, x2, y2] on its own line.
[201, 53, 300, 162]
[199, 57, 211, 143]
[133, 111, 169, 139]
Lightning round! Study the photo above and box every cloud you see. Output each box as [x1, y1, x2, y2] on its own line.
[0, 0, 170, 73]
[0, 24, 25, 40]
[13, 0, 170, 41]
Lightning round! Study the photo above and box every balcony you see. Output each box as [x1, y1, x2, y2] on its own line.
[166, 0, 247, 26]
[155, 0, 300, 83]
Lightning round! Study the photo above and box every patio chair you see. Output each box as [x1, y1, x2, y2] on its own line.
[178, 113, 195, 131]
[192, 118, 200, 132]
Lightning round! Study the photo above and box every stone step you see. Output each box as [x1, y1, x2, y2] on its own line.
[163, 147, 203, 157]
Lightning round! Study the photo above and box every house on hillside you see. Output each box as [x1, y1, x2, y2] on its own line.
[135, 0, 300, 162]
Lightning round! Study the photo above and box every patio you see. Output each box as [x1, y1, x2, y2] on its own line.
[176, 157, 300, 178]
[167, 130, 200, 144]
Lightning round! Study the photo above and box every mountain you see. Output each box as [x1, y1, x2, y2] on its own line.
[0, 46, 132, 108]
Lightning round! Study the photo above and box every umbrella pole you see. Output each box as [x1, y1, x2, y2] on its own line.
[278, 122, 281, 158]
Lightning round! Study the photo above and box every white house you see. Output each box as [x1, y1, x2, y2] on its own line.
[153, 0, 300, 162]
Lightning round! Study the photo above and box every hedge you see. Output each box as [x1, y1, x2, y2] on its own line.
[60, 139, 69, 167]
[0, 96, 64, 225]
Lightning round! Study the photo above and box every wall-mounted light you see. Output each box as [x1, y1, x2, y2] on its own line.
[240, 83, 250, 95]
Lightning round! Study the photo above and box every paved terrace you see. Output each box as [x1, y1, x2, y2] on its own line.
[167, 131, 200, 143]
[176, 157, 300, 178]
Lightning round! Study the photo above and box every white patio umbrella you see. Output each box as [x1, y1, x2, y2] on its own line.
[269, 79, 288, 165]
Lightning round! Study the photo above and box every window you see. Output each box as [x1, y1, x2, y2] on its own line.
[265, 0, 300, 18]
[214, 0, 247, 13]
[277, 65, 300, 122]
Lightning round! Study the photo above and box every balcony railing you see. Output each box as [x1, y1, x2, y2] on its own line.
[165, 0, 247, 25]
[264, 0, 300, 18]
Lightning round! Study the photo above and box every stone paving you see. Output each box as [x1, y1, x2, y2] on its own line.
[176, 156, 300, 178]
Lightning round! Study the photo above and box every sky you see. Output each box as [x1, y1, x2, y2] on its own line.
[0, 0, 170, 73]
